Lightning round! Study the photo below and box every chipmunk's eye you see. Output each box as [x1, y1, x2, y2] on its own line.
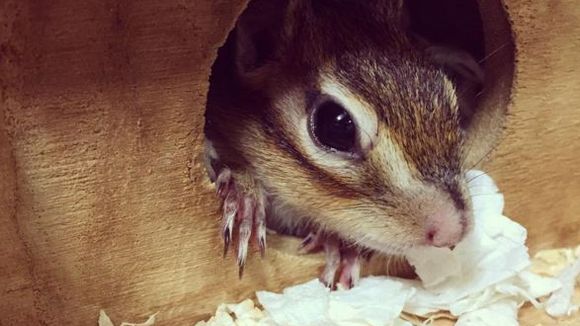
[310, 100, 356, 153]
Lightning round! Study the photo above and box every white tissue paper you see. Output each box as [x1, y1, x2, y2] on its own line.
[256, 277, 414, 326]
[98, 310, 157, 326]
[125, 169, 576, 326]
[195, 299, 275, 326]
[401, 170, 561, 320]
[530, 245, 580, 317]
[545, 254, 580, 317]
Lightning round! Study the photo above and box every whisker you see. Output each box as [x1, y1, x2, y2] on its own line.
[466, 171, 487, 184]
[467, 137, 503, 172]
[469, 193, 499, 198]
[478, 42, 510, 64]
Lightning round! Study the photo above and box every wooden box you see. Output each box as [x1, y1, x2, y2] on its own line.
[0, 0, 578, 324]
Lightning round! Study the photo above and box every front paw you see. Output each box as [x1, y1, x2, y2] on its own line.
[300, 232, 363, 289]
[215, 167, 267, 278]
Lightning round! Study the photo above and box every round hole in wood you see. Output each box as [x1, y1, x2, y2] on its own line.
[203, 0, 515, 275]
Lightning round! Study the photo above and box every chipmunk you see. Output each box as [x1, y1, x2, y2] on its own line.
[204, 0, 486, 288]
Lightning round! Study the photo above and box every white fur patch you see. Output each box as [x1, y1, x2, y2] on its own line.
[372, 129, 416, 190]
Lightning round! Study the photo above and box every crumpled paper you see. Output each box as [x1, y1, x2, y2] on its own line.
[98, 310, 157, 326]
[544, 250, 580, 317]
[256, 277, 414, 326]
[530, 246, 580, 318]
[195, 299, 274, 326]
[454, 299, 518, 326]
[401, 170, 562, 321]
[196, 278, 414, 326]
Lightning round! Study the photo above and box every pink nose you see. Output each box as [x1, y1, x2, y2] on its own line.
[424, 208, 466, 248]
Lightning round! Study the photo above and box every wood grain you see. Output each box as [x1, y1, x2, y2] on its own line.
[0, 0, 578, 325]
[486, 0, 580, 251]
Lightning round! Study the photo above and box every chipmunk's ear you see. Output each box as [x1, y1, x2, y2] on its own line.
[427, 46, 484, 85]
[427, 46, 485, 128]
[234, 0, 286, 80]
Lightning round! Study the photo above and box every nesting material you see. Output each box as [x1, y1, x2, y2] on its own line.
[99, 171, 579, 325]
[98, 310, 157, 326]
[532, 246, 580, 317]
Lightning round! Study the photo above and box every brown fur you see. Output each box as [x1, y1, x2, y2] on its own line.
[205, 0, 474, 255]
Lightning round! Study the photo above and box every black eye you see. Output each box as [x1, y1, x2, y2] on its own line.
[310, 100, 357, 152]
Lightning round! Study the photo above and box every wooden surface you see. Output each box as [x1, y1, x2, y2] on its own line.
[486, 0, 580, 251]
[0, 0, 578, 325]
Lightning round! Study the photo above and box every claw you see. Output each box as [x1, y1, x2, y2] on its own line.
[310, 236, 363, 289]
[215, 168, 268, 279]
[222, 189, 237, 256]
[258, 236, 266, 258]
[320, 237, 341, 288]
[216, 168, 232, 198]
[255, 195, 267, 258]
[223, 228, 230, 258]
[237, 196, 254, 277]
[338, 248, 361, 289]
[238, 262, 245, 279]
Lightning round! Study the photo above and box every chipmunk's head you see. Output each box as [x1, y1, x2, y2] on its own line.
[224, 0, 485, 254]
